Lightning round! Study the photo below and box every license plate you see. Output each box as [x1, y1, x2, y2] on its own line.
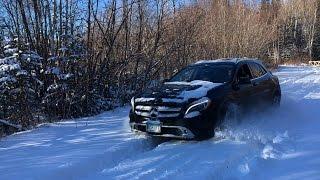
[146, 121, 161, 133]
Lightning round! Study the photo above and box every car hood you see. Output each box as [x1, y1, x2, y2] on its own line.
[135, 80, 224, 104]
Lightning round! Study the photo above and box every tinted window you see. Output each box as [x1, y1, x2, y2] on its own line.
[237, 64, 253, 79]
[250, 63, 266, 78]
[258, 64, 267, 74]
[169, 67, 196, 82]
[169, 64, 235, 83]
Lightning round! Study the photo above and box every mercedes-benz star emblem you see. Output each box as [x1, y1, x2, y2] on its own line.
[150, 107, 158, 119]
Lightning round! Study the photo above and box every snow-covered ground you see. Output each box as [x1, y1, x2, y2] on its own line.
[1, 65, 320, 179]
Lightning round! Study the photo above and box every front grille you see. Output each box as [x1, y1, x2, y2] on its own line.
[130, 123, 195, 139]
[135, 105, 181, 118]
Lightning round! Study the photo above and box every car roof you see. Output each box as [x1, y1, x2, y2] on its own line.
[194, 58, 263, 66]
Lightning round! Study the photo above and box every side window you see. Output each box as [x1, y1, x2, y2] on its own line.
[237, 64, 253, 81]
[250, 63, 264, 78]
[258, 64, 267, 75]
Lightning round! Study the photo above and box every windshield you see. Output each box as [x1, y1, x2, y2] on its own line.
[169, 64, 235, 83]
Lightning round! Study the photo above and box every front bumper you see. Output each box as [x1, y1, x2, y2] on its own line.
[129, 107, 217, 139]
[130, 122, 195, 139]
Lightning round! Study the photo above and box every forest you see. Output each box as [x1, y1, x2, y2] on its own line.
[0, 0, 320, 136]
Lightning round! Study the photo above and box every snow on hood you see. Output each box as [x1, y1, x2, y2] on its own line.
[135, 97, 156, 103]
[164, 80, 220, 87]
[134, 80, 224, 103]
[162, 80, 223, 103]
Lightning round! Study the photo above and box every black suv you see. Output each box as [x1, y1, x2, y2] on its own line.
[129, 58, 281, 139]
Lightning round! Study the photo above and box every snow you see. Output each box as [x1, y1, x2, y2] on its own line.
[175, 81, 222, 100]
[45, 67, 73, 80]
[0, 56, 16, 64]
[195, 58, 238, 64]
[0, 57, 20, 76]
[48, 56, 59, 62]
[304, 92, 320, 99]
[4, 45, 11, 49]
[58, 73, 73, 80]
[194, 58, 261, 65]
[135, 98, 156, 103]
[46, 83, 62, 92]
[0, 119, 22, 130]
[45, 67, 61, 75]
[16, 70, 28, 76]
[0, 63, 20, 73]
[59, 47, 68, 52]
[165, 80, 220, 87]
[20, 52, 43, 64]
[4, 48, 18, 54]
[0, 75, 16, 83]
[1, 65, 320, 179]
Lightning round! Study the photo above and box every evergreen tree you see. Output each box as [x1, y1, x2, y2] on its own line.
[0, 38, 43, 127]
[0, 18, 4, 58]
[42, 34, 90, 119]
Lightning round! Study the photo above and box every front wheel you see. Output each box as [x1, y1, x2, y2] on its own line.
[272, 91, 281, 107]
[195, 123, 216, 140]
[212, 102, 241, 135]
[217, 102, 241, 126]
[196, 102, 241, 140]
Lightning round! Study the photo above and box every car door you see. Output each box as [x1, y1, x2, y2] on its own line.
[248, 62, 270, 105]
[231, 63, 256, 110]
[257, 63, 274, 101]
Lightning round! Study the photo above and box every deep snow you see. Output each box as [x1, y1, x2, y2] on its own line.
[1, 65, 320, 179]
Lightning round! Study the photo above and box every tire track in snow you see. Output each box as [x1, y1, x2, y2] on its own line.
[45, 119, 170, 180]
[0, 107, 168, 180]
[49, 136, 160, 179]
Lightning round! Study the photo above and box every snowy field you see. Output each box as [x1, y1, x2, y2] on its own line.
[1, 65, 320, 180]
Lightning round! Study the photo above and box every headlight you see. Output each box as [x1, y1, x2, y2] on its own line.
[131, 97, 135, 110]
[185, 97, 211, 118]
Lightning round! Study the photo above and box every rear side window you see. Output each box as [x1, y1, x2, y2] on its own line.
[250, 63, 266, 78]
[258, 64, 267, 74]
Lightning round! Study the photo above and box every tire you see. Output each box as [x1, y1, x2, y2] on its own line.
[195, 115, 217, 140]
[195, 123, 215, 140]
[196, 102, 240, 140]
[217, 102, 241, 128]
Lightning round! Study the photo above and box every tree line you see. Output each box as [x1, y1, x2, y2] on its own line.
[0, 0, 319, 136]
